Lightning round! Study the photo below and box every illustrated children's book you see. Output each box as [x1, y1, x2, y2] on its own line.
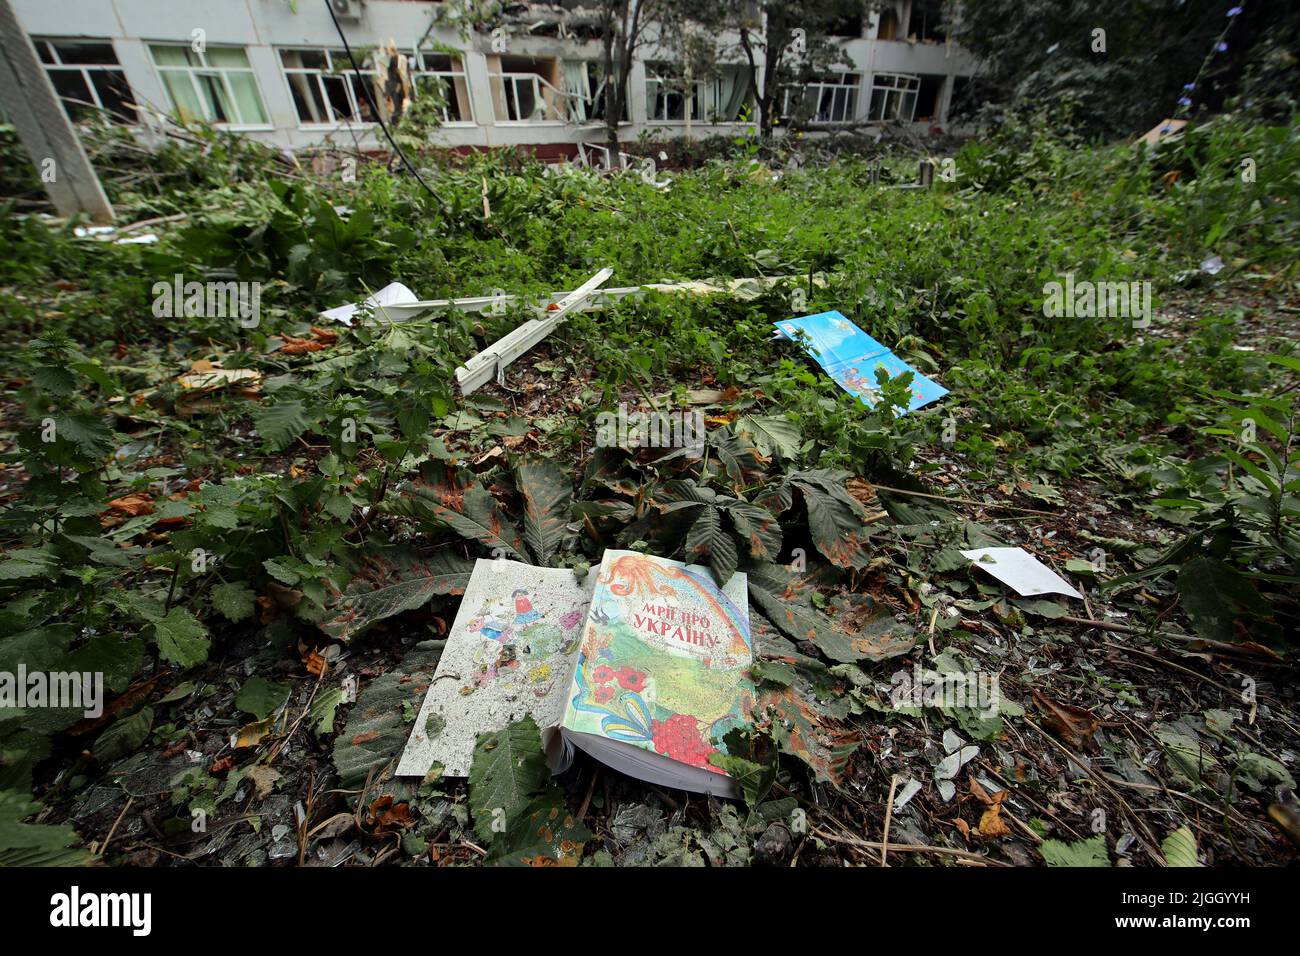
[397, 551, 753, 798]
[775, 309, 948, 413]
[396, 559, 593, 779]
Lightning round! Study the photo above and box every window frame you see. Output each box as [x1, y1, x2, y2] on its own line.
[410, 51, 475, 126]
[644, 63, 705, 123]
[486, 57, 566, 125]
[782, 72, 862, 125]
[35, 38, 139, 125]
[278, 48, 382, 128]
[148, 43, 271, 129]
[867, 72, 920, 122]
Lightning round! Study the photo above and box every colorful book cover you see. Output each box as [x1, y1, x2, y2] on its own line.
[561, 551, 753, 778]
[396, 559, 593, 778]
[776, 310, 948, 413]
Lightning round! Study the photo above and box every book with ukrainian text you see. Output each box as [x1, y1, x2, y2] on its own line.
[397, 551, 752, 797]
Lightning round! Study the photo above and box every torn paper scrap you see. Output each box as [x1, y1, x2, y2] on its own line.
[775, 310, 948, 413]
[319, 281, 417, 326]
[959, 546, 1084, 599]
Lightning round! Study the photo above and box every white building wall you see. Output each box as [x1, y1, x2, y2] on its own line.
[11, 0, 979, 155]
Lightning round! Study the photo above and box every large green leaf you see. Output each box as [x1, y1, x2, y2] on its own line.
[93, 706, 154, 764]
[1161, 826, 1199, 867]
[517, 457, 573, 567]
[684, 505, 739, 584]
[724, 500, 783, 561]
[389, 462, 525, 560]
[746, 563, 912, 663]
[0, 789, 90, 866]
[1040, 835, 1110, 867]
[320, 547, 473, 641]
[235, 677, 291, 720]
[468, 714, 552, 845]
[0, 624, 77, 673]
[734, 414, 801, 460]
[251, 399, 312, 451]
[332, 640, 444, 791]
[793, 472, 871, 570]
[491, 798, 591, 866]
[1177, 556, 1276, 643]
[149, 608, 210, 667]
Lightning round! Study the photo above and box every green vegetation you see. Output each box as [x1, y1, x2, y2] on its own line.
[0, 109, 1296, 865]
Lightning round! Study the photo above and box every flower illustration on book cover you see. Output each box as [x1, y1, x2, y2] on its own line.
[567, 553, 753, 774]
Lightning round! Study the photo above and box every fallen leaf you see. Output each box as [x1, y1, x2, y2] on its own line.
[104, 493, 155, 518]
[234, 715, 276, 749]
[366, 795, 413, 831]
[246, 765, 282, 799]
[977, 803, 1012, 839]
[1033, 690, 1099, 748]
[304, 650, 328, 677]
[281, 334, 330, 355]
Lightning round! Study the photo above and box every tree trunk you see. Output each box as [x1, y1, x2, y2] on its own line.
[602, 31, 619, 158]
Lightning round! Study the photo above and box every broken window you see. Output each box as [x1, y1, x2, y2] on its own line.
[877, 6, 900, 40]
[910, 0, 947, 42]
[151, 45, 268, 126]
[782, 73, 861, 124]
[279, 49, 377, 125]
[411, 52, 473, 123]
[704, 66, 753, 122]
[645, 63, 750, 123]
[867, 73, 919, 121]
[36, 39, 138, 124]
[914, 74, 945, 122]
[645, 63, 703, 122]
[487, 56, 564, 123]
[827, 13, 865, 38]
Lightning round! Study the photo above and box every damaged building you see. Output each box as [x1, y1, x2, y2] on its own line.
[10, 0, 979, 160]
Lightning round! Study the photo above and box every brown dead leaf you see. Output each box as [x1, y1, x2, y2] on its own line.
[977, 803, 1012, 839]
[210, 755, 233, 773]
[101, 493, 156, 529]
[280, 334, 330, 355]
[174, 361, 262, 416]
[304, 650, 328, 677]
[246, 765, 282, 799]
[176, 363, 262, 390]
[1032, 689, 1099, 748]
[845, 477, 878, 508]
[69, 675, 164, 737]
[366, 795, 413, 832]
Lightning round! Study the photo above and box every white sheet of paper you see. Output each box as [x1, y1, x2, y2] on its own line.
[960, 546, 1083, 599]
[318, 281, 417, 326]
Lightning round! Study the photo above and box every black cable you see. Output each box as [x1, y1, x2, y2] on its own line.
[324, 0, 449, 210]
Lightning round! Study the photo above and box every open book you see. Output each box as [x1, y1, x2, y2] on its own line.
[397, 550, 753, 797]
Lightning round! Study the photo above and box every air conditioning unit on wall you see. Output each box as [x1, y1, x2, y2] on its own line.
[329, 0, 363, 22]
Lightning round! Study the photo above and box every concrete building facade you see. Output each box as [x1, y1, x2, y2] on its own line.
[10, 0, 979, 159]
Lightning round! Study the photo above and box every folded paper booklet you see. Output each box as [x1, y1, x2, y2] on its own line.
[775, 309, 948, 413]
[397, 550, 753, 797]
